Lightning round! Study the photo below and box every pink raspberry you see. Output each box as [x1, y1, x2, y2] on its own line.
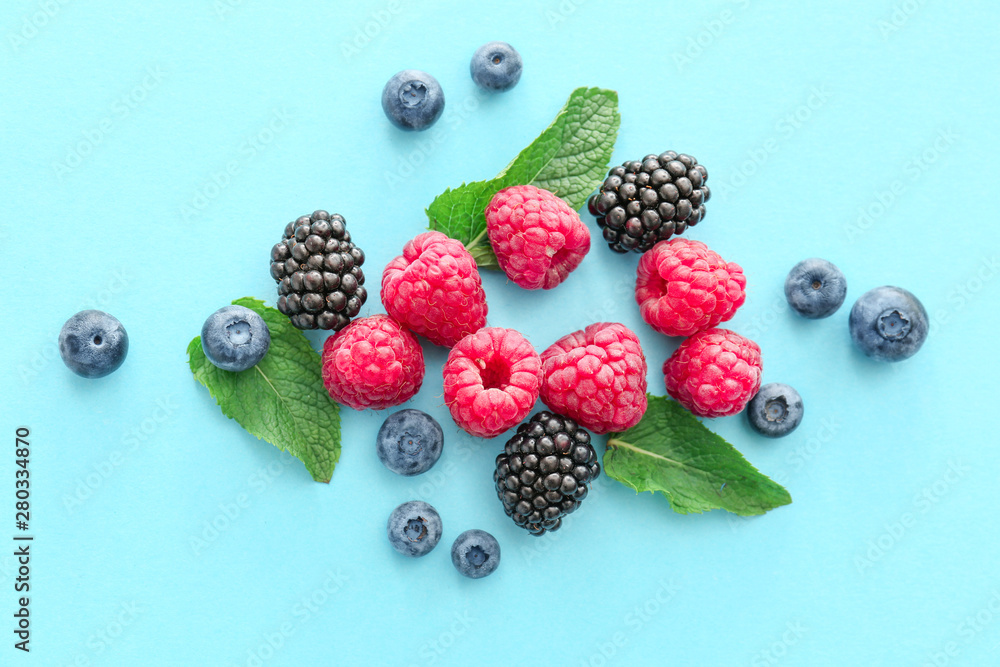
[321, 315, 424, 410]
[540, 322, 648, 434]
[635, 238, 746, 337]
[485, 185, 591, 290]
[443, 327, 542, 438]
[663, 328, 762, 418]
[381, 231, 488, 347]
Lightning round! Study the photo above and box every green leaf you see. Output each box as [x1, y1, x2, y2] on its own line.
[187, 297, 341, 483]
[604, 396, 792, 516]
[426, 87, 620, 267]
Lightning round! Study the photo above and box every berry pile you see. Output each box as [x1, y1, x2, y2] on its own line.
[588, 152, 710, 253]
[270, 210, 367, 331]
[494, 411, 600, 535]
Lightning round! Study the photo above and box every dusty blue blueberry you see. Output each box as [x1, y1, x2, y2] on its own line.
[470, 41, 522, 92]
[849, 286, 928, 362]
[201, 305, 270, 372]
[58, 310, 129, 378]
[376, 409, 443, 476]
[747, 383, 804, 438]
[381, 70, 444, 131]
[387, 501, 442, 558]
[784, 258, 847, 319]
[451, 529, 500, 579]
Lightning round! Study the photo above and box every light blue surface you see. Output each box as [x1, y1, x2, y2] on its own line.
[2, 1, 999, 665]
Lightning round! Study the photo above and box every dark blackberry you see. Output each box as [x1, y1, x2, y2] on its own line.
[587, 151, 710, 254]
[269, 210, 367, 330]
[493, 411, 600, 536]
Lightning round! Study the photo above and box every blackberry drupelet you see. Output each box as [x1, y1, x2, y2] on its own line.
[587, 151, 710, 253]
[493, 411, 600, 536]
[270, 210, 367, 330]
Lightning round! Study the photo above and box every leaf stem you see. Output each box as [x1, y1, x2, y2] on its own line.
[465, 226, 488, 251]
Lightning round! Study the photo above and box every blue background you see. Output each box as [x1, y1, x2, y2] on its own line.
[2, 1, 999, 665]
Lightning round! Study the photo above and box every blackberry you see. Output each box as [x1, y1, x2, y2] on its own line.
[493, 411, 600, 536]
[587, 151, 710, 253]
[269, 210, 367, 331]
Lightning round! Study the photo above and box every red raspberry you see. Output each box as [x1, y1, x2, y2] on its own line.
[485, 185, 591, 290]
[663, 328, 762, 418]
[540, 322, 648, 434]
[443, 327, 542, 438]
[635, 238, 746, 337]
[381, 231, 488, 347]
[321, 315, 424, 410]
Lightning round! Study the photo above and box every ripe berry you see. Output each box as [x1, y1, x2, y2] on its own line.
[376, 409, 444, 476]
[387, 501, 442, 557]
[588, 151, 710, 253]
[785, 258, 847, 319]
[635, 238, 746, 337]
[663, 328, 762, 418]
[849, 286, 928, 361]
[451, 529, 500, 578]
[321, 315, 424, 410]
[494, 411, 600, 535]
[470, 41, 522, 91]
[200, 305, 270, 372]
[539, 322, 647, 434]
[381, 231, 488, 347]
[746, 383, 804, 437]
[381, 70, 445, 131]
[58, 310, 129, 378]
[443, 327, 542, 438]
[485, 185, 590, 290]
[270, 210, 367, 331]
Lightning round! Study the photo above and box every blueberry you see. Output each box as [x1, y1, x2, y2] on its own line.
[376, 409, 443, 476]
[849, 286, 928, 362]
[58, 310, 129, 378]
[387, 501, 442, 558]
[784, 258, 847, 319]
[201, 305, 271, 372]
[470, 41, 522, 92]
[381, 70, 444, 131]
[747, 383, 804, 438]
[451, 529, 500, 579]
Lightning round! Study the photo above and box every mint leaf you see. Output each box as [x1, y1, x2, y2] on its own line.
[604, 396, 792, 516]
[187, 297, 341, 483]
[427, 87, 620, 267]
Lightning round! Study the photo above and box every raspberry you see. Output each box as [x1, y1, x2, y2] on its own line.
[443, 327, 542, 438]
[663, 328, 762, 418]
[494, 411, 600, 535]
[381, 231, 488, 347]
[539, 322, 647, 434]
[321, 315, 425, 411]
[485, 185, 591, 290]
[588, 151, 710, 253]
[270, 210, 367, 331]
[635, 238, 746, 337]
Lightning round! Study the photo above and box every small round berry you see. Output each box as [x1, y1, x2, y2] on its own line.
[785, 258, 848, 319]
[381, 70, 445, 131]
[376, 410, 444, 476]
[849, 286, 928, 361]
[746, 383, 804, 437]
[387, 501, 442, 558]
[200, 305, 271, 372]
[451, 529, 501, 578]
[470, 41, 522, 91]
[58, 310, 129, 378]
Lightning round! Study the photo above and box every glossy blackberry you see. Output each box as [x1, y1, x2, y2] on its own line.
[587, 151, 710, 253]
[493, 411, 600, 536]
[270, 210, 367, 331]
